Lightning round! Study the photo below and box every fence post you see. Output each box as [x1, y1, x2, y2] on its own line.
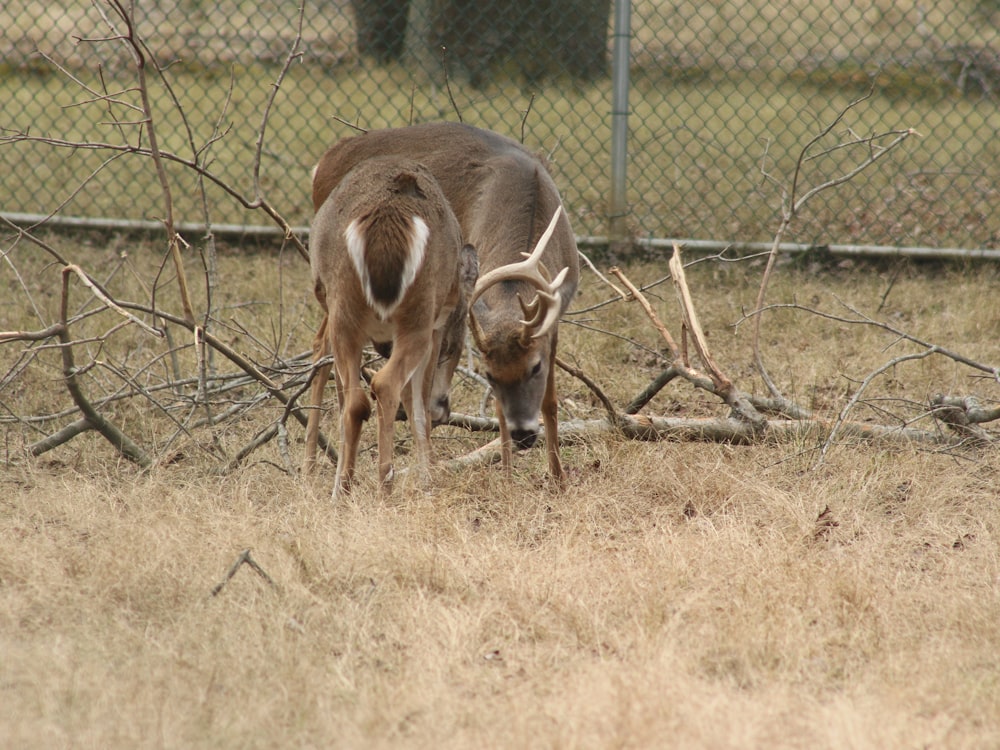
[608, 0, 631, 250]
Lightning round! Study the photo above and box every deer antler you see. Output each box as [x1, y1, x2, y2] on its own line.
[469, 206, 569, 342]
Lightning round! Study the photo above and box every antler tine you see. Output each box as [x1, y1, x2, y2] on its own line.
[469, 206, 564, 307]
[469, 206, 571, 343]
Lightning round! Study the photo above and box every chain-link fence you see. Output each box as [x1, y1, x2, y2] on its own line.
[2, 1, 998, 250]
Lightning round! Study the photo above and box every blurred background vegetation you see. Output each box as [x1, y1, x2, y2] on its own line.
[1, 0, 998, 249]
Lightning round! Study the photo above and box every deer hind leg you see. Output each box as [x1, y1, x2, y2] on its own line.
[331, 327, 369, 500]
[542, 336, 565, 485]
[389, 327, 442, 492]
[371, 328, 434, 492]
[303, 313, 332, 475]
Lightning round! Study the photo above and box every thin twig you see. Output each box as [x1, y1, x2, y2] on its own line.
[104, 0, 196, 324]
[250, 4, 305, 204]
[815, 348, 937, 467]
[556, 356, 620, 426]
[209, 549, 276, 597]
[441, 46, 462, 122]
[520, 94, 535, 144]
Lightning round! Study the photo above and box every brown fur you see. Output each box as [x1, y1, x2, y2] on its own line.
[303, 156, 467, 498]
[310, 122, 580, 483]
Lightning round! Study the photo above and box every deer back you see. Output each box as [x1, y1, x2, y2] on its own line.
[312, 123, 579, 304]
[310, 156, 464, 338]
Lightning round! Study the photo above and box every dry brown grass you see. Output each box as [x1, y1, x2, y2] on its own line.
[2, 236, 1000, 748]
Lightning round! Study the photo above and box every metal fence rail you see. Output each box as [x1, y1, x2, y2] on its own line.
[2, 1, 998, 250]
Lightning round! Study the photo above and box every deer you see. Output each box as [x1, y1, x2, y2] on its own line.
[308, 122, 580, 483]
[302, 155, 475, 499]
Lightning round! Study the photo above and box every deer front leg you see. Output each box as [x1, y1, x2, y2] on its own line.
[496, 406, 513, 475]
[385, 327, 441, 493]
[403, 348, 433, 475]
[412, 327, 445, 461]
[542, 336, 565, 485]
[303, 313, 331, 475]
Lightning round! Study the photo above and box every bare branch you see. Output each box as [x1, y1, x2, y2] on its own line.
[556, 356, 620, 426]
[609, 266, 681, 359]
[815, 347, 938, 467]
[929, 395, 999, 443]
[609, 264, 767, 429]
[743, 300, 1000, 380]
[668, 246, 731, 393]
[63, 264, 163, 337]
[750, 85, 918, 403]
[1, 130, 310, 261]
[624, 367, 681, 415]
[57, 267, 151, 468]
[28, 418, 93, 457]
[250, 5, 306, 203]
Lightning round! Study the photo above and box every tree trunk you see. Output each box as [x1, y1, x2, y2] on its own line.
[353, 0, 612, 84]
[351, 0, 412, 63]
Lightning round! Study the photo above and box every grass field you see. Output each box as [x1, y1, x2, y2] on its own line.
[2, 229, 999, 747]
[2, 2, 999, 745]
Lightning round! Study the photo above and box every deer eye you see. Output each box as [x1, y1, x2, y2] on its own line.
[530, 362, 542, 378]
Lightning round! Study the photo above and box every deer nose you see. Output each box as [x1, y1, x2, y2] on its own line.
[510, 428, 538, 451]
[430, 396, 450, 427]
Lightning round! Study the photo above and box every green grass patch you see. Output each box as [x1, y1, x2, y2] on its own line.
[1, 0, 998, 247]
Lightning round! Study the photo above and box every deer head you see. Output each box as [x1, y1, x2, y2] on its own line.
[467, 206, 570, 457]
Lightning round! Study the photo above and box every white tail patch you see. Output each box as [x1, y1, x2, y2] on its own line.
[345, 215, 430, 320]
[401, 215, 430, 304]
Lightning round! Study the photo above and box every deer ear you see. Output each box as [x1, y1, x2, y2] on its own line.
[459, 244, 479, 292]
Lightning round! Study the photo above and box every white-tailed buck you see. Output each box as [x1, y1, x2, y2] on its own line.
[310, 122, 580, 482]
[302, 155, 474, 498]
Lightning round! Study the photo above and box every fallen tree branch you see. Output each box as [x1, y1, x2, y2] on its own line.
[624, 367, 681, 414]
[816, 347, 938, 465]
[668, 246, 768, 429]
[610, 262, 768, 432]
[28, 418, 92, 457]
[609, 265, 682, 358]
[209, 548, 276, 597]
[930, 394, 998, 444]
[585, 412, 971, 448]
[435, 410, 966, 475]
[223, 422, 280, 473]
[437, 437, 503, 471]
[441, 413, 498, 432]
[57, 267, 151, 468]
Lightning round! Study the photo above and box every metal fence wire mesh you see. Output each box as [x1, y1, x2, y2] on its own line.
[2, 1, 998, 250]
